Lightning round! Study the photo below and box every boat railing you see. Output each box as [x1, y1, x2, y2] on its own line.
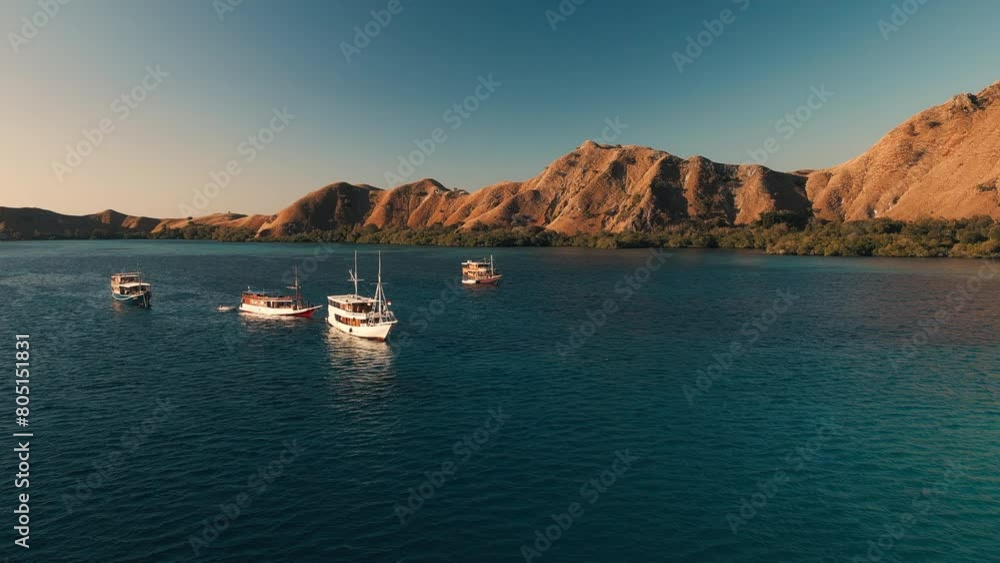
[360, 310, 397, 325]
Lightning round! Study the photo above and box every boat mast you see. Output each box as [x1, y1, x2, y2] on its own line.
[375, 251, 384, 314]
[351, 251, 360, 296]
[293, 266, 301, 302]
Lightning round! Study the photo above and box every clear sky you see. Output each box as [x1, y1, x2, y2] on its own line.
[2, 0, 999, 217]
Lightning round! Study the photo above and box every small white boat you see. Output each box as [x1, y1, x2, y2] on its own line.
[217, 305, 236, 312]
[239, 267, 321, 318]
[461, 255, 502, 285]
[111, 269, 152, 307]
[327, 252, 398, 341]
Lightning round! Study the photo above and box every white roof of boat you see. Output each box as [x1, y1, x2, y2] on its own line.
[243, 289, 291, 297]
[327, 294, 375, 304]
[118, 282, 150, 288]
[246, 297, 295, 303]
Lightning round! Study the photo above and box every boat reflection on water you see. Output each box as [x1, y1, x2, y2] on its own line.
[238, 311, 316, 325]
[111, 299, 154, 314]
[324, 325, 396, 405]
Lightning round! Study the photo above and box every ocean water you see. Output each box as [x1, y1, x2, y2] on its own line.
[0, 240, 997, 562]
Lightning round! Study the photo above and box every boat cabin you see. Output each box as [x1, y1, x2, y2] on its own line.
[114, 282, 151, 296]
[328, 295, 375, 314]
[112, 272, 144, 285]
[461, 257, 500, 282]
[327, 294, 395, 328]
[242, 290, 298, 310]
[111, 272, 151, 296]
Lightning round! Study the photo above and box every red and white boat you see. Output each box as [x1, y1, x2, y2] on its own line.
[461, 255, 502, 285]
[239, 267, 321, 318]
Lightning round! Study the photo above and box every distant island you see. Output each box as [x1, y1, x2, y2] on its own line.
[3, 80, 999, 258]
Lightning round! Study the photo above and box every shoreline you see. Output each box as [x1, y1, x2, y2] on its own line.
[3, 213, 998, 259]
[2, 228, 998, 260]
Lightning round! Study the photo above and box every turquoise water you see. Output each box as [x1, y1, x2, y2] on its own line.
[0, 241, 997, 562]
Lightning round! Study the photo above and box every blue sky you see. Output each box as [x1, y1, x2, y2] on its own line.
[2, 0, 999, 217]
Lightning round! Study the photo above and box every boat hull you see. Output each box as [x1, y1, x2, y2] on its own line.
[239, 303, 321, 318]
[462, 275, 503, 285]
[112, 291, 152, 307]
[327, 309, 395, 341]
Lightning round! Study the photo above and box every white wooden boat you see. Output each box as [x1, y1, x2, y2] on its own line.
[327, 252, 397, 341]
[461, 255, 502, 285]
[111, 270, 152, 307]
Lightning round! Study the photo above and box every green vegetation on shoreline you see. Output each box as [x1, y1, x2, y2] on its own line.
[4, 213, 999, 258]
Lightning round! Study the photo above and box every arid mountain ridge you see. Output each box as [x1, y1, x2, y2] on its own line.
[3, 81, 999, 239]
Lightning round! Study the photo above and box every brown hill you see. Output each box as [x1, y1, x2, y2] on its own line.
[806, 80, 1000, 220]
[0, 206, 271, 239]
[256, 182, 381, 237]
[0, 207, 106, 238]
[5, 79, 1000, 240]
[153, 212, 271, 233]
[450, 142, 810, 234]
[257, 141, 810, 236]
[88, 209, 162, 232]
[365, 178, 460, 229]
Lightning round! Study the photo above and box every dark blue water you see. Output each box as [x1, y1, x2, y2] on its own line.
[0, 241, 997, 562]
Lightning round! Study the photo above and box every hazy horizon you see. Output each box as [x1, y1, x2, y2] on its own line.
[3, 0, 1000, 217]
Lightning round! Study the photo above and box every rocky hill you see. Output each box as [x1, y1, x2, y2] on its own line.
[806, 80, 1000, 220]
[255, 182, 380, 237]
[0, 207, 270, 239]
[258, 141, 810, 236]
[4, 79, 999, 240]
